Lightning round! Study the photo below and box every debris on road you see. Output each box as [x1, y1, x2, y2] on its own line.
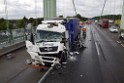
[80, 75, 83, 77]
[68, 55, 77, 62]
[6, 54, 14, 59]
[25, 59, 32, 65]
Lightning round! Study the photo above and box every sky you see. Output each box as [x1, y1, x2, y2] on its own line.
[0, 0, 123, 19]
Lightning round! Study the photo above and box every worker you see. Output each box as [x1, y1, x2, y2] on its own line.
[30, 33, 35, 44]
[82, 26, 87, 39]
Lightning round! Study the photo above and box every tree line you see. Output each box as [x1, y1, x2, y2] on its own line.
[94, 14, 121, 20]
[59, 14, 88, 21]
[0, 14, 88, 30]
[0, 16, 43, 30]
[1, 14, 120, 30]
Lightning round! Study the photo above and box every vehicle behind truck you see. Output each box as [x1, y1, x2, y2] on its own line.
[26, 18, 84, 67]
[99, 19, 109, 28]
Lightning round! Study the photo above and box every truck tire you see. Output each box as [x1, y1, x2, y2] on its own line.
[60, 51, 67, 64]
[119, 36, 123, 40]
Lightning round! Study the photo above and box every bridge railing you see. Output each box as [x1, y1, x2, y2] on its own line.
[0, 27, 36, 49]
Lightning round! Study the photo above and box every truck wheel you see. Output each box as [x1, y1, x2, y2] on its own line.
[60, 52, 67, 64]
[119, 36, 123, 40]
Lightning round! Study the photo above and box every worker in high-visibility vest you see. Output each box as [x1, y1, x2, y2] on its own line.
[81, 26, 87, 39]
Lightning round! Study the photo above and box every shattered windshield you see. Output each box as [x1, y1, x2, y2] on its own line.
[36, 30, 64, 42]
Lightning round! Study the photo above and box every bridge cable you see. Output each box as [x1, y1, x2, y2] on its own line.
[4, 0, 9, 30]
[72, 0, 77, 15]
[35, 0, 37, 25]
[113, 0, 115, 20]
[120, 0, 123, 19]
[100, 0, 107, 19]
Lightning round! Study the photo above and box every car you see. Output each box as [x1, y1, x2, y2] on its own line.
[109, 26, 118, 33]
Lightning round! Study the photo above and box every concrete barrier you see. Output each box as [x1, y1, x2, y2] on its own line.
[0, 41, 25, 56]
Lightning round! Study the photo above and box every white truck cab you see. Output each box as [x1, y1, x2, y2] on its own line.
[26, 20, 69, 66]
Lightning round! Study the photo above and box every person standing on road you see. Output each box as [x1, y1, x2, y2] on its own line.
[82, 25, 87, 39]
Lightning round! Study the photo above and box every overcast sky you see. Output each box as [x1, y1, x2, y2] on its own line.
[0, 0, 123, 19]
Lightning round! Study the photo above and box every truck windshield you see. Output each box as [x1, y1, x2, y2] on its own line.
[36, 30, 64, 42]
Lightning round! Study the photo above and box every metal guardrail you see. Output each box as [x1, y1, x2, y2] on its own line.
[0, 24, 36, 56]
[0, 35, 30, 49]
[0, 41, 25, 56]
[0, 27, 35, 49]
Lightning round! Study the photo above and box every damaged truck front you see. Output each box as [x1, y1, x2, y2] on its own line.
[26, 18, 84, 67]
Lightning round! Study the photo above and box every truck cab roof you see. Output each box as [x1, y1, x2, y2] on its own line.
[37, 23, 66, 33]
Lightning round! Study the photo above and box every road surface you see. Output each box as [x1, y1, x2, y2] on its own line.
[0, 23, 124, 83]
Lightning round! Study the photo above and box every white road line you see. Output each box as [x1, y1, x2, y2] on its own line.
[116, 41, 124, 47]
[37, 66, 53, 83]
[95, 42, 100, 56]
[116, 41, 121, 44]
[121, 44, 124, 47]
[91, 27, 100, 56]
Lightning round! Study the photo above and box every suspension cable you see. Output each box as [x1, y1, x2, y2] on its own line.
[100, 0, 107, 19]
[4, 0, 9, 30]
[72, 0, 77, 15]
[64, 0, 66, 17]
[109, 0, 112, 14]
[35, 0, 38, 25]
[113, 0, 115, 20]
[120, 0, 123, 19]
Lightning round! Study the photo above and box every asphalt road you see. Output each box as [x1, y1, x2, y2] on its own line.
[0, 47, 46, 83]
[0, 23, 124, 83]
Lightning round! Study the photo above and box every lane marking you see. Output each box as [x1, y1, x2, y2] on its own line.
[95, 42, 100, 56]
[116, 41, 121, 44]
[37, 66, 53, 83]
[121, 44, 124, 48]
[91, 26, 100, 56]
[116, 41, 124, 48]
[5, 67, 28, 83]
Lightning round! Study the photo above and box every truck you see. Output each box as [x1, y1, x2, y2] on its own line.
[99, 19, 109, 28]
[26, 18, 84, 67]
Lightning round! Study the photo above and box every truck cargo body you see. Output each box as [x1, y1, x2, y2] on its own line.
[64, 19, 80, 47]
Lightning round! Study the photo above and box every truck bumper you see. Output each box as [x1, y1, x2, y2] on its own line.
[27, 51, 60, 66]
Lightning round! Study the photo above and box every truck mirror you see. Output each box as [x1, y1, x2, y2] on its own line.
[61, 38, 66, 43]
[30, 33, 34, 44]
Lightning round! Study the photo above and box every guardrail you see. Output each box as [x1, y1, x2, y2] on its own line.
[0, 27, 36, 56]
[0, 27, 35, 49]
[0, 41, 25, 56]
[0, 35, 30, 49]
